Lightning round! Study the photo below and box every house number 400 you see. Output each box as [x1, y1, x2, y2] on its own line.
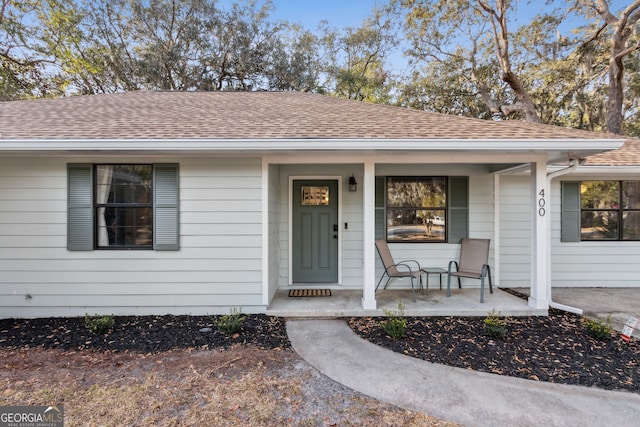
[538, 189, 546, 216]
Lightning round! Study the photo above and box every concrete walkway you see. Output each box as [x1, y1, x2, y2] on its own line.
[287, 319, 640, 427]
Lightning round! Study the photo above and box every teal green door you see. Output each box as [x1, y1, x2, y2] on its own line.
[292, 180, 339, 283]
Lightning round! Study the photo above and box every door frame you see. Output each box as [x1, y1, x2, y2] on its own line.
[288, 176, 343, 285]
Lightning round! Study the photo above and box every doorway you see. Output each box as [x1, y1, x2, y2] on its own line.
[291, 179, 339, 283]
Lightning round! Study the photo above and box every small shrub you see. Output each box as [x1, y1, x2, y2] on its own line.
[215, 308, 246, 336]
[484, 309, 507, 339]
[84, 314, 115, 335]
[584, 316, 614, 340]
[381, 303, 407, 340]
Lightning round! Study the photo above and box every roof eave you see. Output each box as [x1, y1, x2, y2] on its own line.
[0, 138, 624, 156]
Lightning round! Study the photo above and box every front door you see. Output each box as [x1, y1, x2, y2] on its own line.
[292, 179, 339, 283]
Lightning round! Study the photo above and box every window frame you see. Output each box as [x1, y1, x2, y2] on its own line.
[385, 176, 448, 243]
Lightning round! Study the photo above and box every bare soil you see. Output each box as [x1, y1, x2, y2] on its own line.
[0, 315, 455, 426]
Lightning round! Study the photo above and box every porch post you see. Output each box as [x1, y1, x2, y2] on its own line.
[362, 160, 377, 310]
[529, 158, 550, 309]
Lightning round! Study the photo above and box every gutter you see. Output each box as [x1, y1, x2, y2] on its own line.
[546, 159, 586, 314]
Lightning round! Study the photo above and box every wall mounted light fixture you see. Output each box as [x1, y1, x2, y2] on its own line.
[348, 175, 357, 192]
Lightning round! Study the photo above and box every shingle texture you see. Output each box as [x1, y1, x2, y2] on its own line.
[0, 90, 637, 165]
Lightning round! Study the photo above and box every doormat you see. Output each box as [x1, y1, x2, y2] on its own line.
[288, 289, 332, 297]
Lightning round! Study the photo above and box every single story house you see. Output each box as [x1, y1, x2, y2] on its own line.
[0, 90, 637, 318]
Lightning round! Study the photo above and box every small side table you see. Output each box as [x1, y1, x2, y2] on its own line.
[420, 268, 448, 291]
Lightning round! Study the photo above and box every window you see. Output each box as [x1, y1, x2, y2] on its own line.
[580, 181, 640, 241]
[96, 165, 153, 248]
[300, 186, 330, 206]
[375, 176, 468, 243]
[387, 177, 447, 242]
[68, 163, 179, 251]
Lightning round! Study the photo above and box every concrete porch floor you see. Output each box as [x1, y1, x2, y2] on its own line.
[266, 287, 545, 318]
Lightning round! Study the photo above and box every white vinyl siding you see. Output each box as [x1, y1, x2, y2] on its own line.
[0, 157, 264, 317]
[267, 164, 281, 301]
[498, 175, 532, 286]
[499, 175, 640, 288]
[553, 177, 640, 287]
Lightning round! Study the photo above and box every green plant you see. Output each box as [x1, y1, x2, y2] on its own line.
[84, 314, 115, 335]
[215, 308, 246, 336]
[381, 303, 407, 340]
[584, 315, 614, 340]
[484, 309, 507, 339]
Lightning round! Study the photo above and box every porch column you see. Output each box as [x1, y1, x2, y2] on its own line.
[529, 158, 550, 309]
[362, 160, 377, 310]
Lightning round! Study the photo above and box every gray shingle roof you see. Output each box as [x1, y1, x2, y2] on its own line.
[0, 90, 636, 165]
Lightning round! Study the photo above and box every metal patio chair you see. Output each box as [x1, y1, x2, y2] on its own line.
[375, 239, 423, 302]
[447, 238, 493, 303]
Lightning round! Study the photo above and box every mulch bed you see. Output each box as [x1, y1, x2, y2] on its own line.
[0, 314, 290, 353]
[349, 305, 640, 393]
[1, 298, 638, 394]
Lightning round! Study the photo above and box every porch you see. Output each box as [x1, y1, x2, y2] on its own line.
[266, 287, 545, 318]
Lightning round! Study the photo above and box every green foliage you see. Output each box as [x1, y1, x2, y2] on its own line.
[584, 316, 613, 340]
[84, 314, 115, 335]
[381, 303, 407, 340]
[484, 309, 507, 339]
[215, 308, 246, 336]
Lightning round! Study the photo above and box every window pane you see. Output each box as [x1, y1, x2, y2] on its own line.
[622, 181, 640, 209]
[581, 211, 619, 240]
[98, 207, 152, 247]
[301, 186, 329, 206]
[111, 165, 152, 204]
[387, 177, 446, 208]
[387, 209, 445, 242]
[580, 181, 619, 209]
[623, 211, 640, 240]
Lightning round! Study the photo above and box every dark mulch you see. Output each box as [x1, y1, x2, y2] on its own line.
[2, 296, 639, 394]
[349, 299, 640, 393]
[0, 314, 290, 353]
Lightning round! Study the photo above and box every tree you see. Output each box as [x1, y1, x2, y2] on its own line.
[324, 11, 397, 102]
[70, 0, 300, 93]
[198, 0, 286, 90]
[397, 0, 542, 121]
[0, 0, 70, 99]
[266, 24, 325, 92]
[576, 0, 640, 135]
[130, 0, 216, 91]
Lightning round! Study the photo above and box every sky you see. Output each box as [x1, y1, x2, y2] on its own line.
[252, 0, 630, 32]
[267, 0, 382, 29]
[217, 0, 630, 74]
[216, 0, 383, 30]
